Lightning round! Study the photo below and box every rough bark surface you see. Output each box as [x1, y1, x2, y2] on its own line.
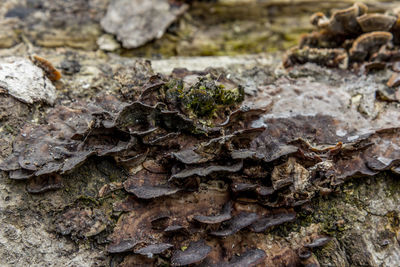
[1, 1, 400, 267]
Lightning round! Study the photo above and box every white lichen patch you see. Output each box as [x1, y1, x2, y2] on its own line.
[101, 0, 187, 49]
[0, 57, 56, 105]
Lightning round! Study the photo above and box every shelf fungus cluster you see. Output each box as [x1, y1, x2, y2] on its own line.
[4, 64, 400, 265]
[284, 3, 400, 87]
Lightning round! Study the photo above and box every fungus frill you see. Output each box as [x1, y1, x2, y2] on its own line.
[356, 14, 397, 32]
[284, 3, 400, 84]
[6, 60, 400, 266]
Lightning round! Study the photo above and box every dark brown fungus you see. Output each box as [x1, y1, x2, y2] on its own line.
[310, 12, 329, 28]
[164, 225, 185, 233]
[250, 212, 296, 232]
[304, 236, 332, 248]
[134, 243, 173, 257]
[219, 249, 267, 267]
[298, 248, 312, 260]
[360, 61, 386, 74]
[170, 161, 243, 180]
[356, 14, 397, 32]
[26, 174, 63, 194]
[171, 240, 211, 266]
[387, 73, 400, 87]
[107, 239, 138, 254]
[231, 183, 258, 193]
[193, 202, 232, 224]
[349, 31, 393, 61]
[151, 215, 171, 230]
[284, 2, 400, 99]
[391, 17, 400, 45]
[327, 3, 366, 35]
[142, 160, 167, 174]
[8, 169, 35, 180]
[210, 212, 259, 237]
[256, 185, 274, 196]
[172, 149, 206, 165]
[283, 47, 348, 69]
[123, 184, 181, 199]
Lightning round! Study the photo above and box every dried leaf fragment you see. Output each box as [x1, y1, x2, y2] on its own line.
[32, 55, 62, 81]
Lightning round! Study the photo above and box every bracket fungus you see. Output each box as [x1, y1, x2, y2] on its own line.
[193, 201, 233, 224]
[210, 212, 260, 237]
[250, 211, 296, 233]
[356, 14, 397, 32]
[170, 240, 211, 266]
[134, 243, 173, 257]
[349, 31, 393, 61]
[5, 51, 400, 265]
[304, 236, 332, 249]
[218, 249, 267, 267]
[284, 3, 400, 87]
